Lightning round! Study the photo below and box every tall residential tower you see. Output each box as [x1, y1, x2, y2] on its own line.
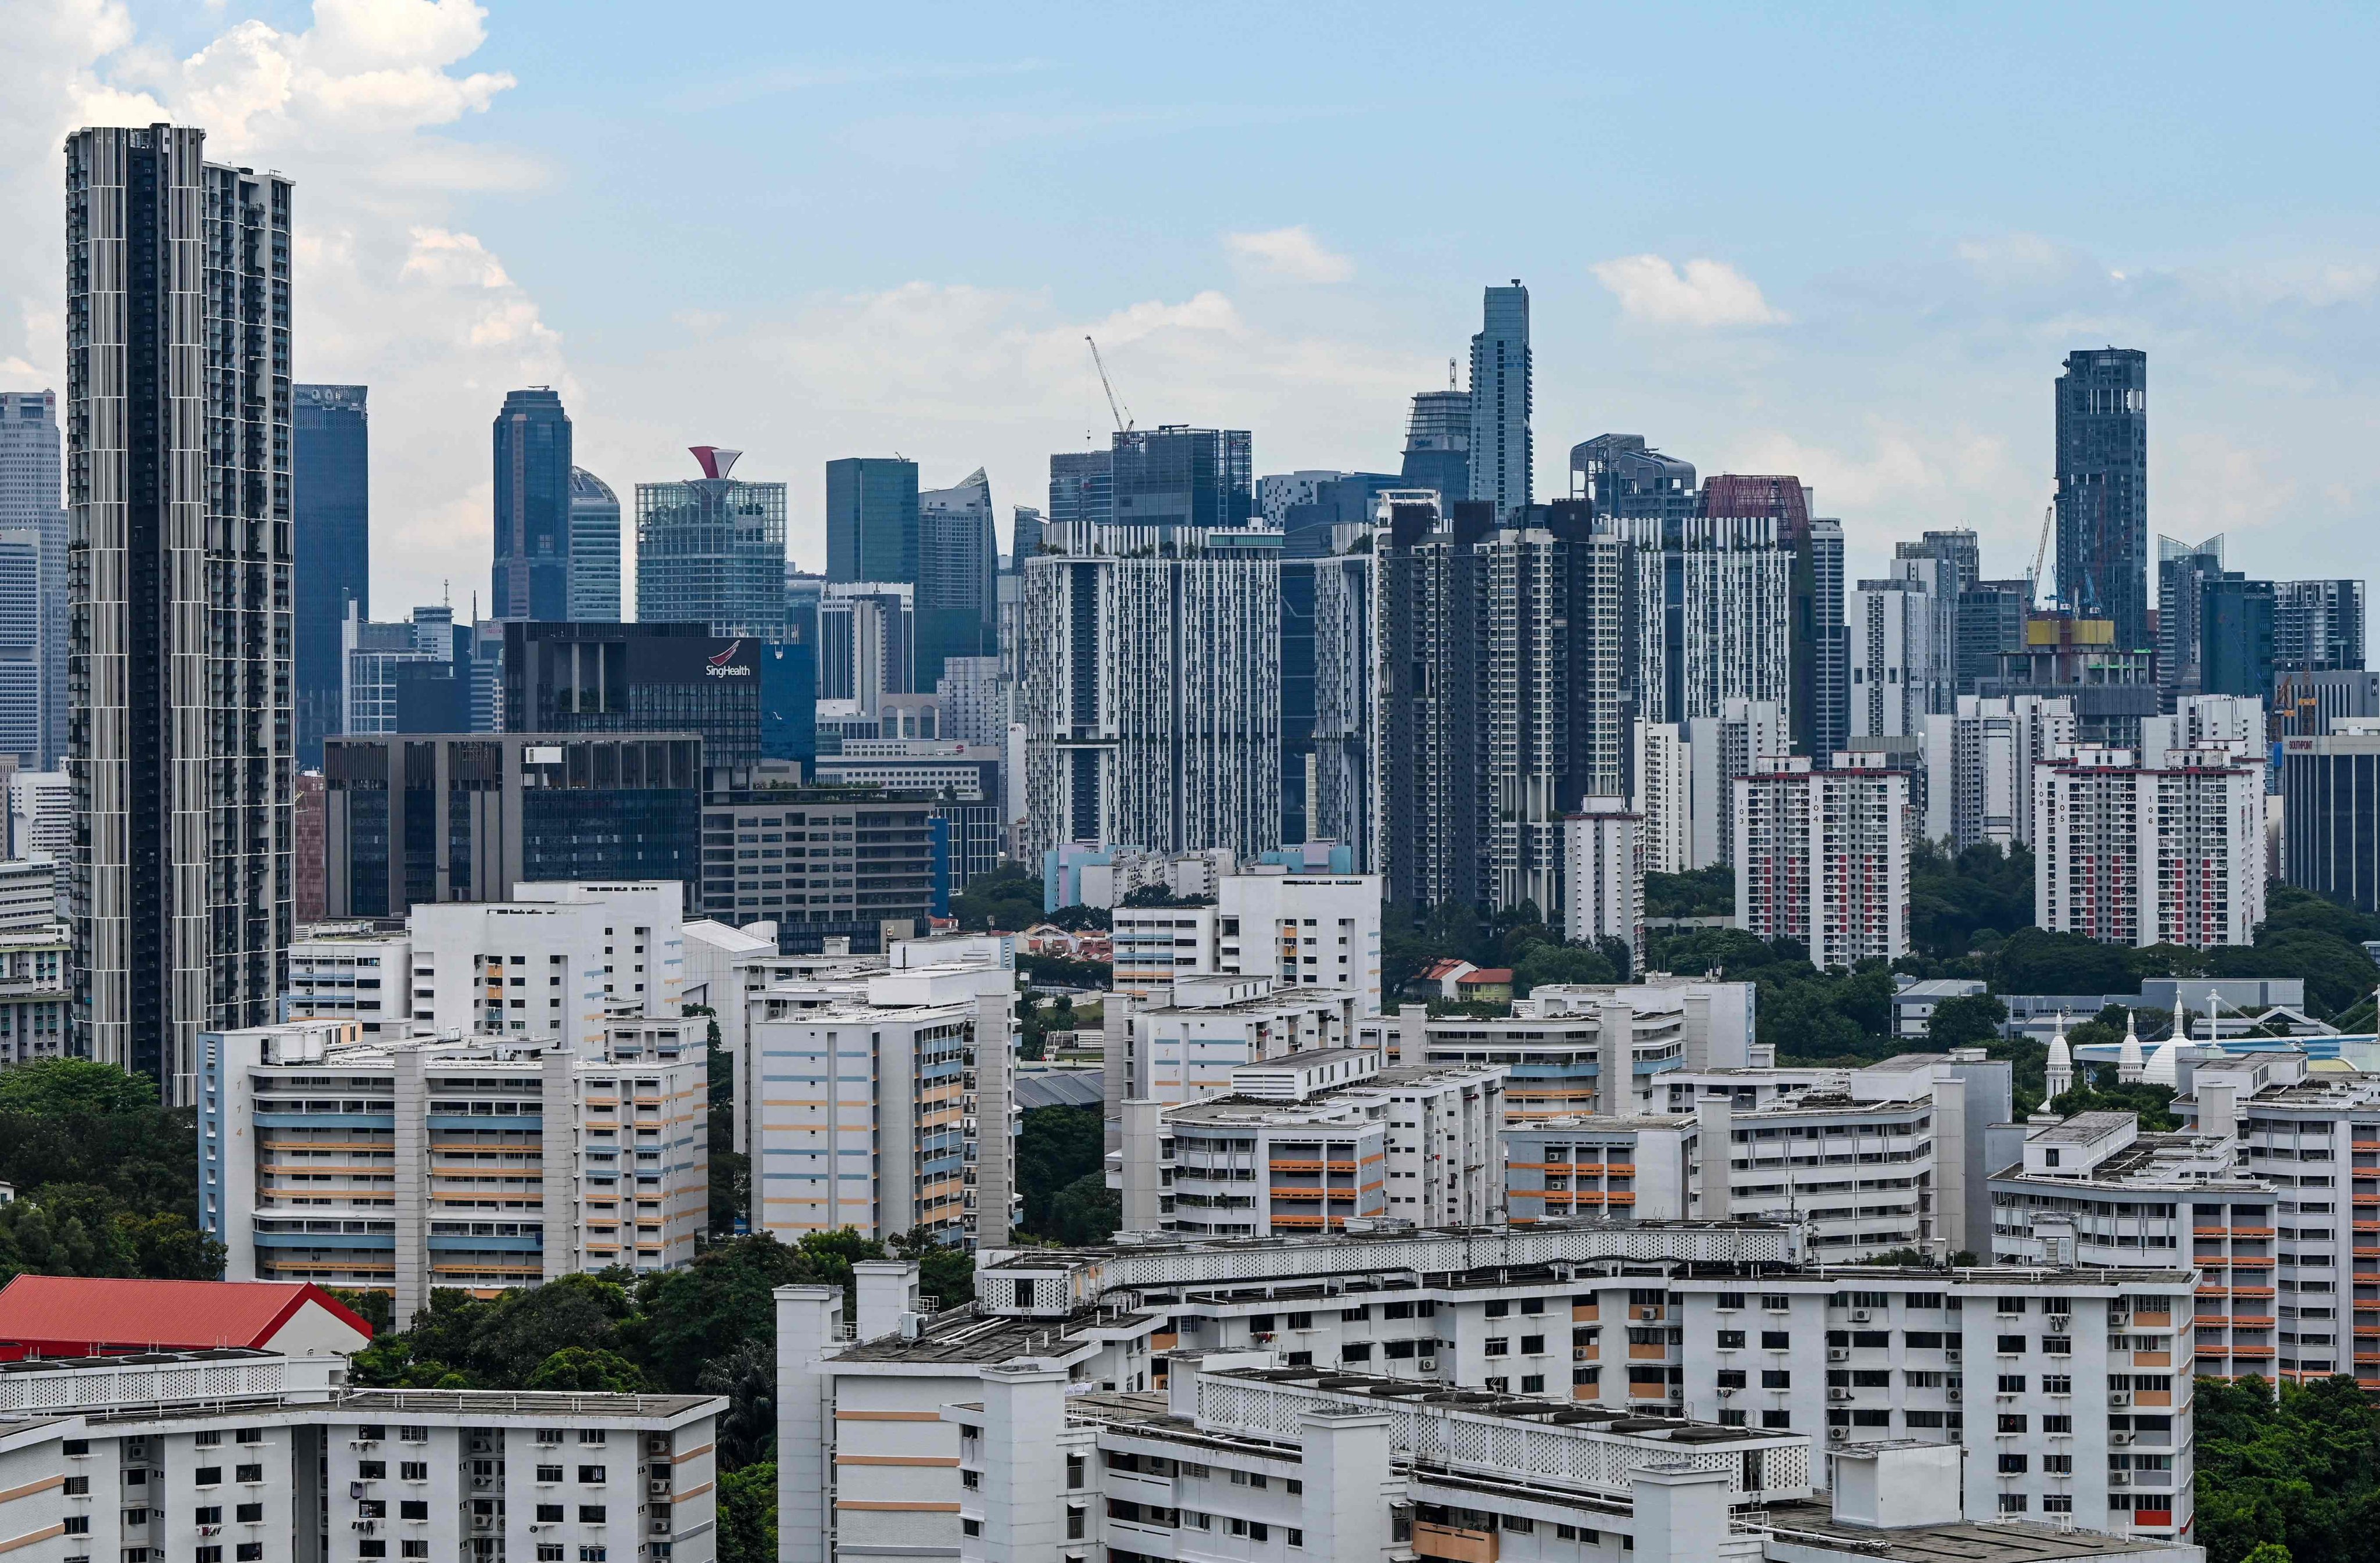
[1467, 282, 1531, 521]
[66, 123, 294, 1100]
[2055, 348, 2149, 649]
[0, 391, 66, 767]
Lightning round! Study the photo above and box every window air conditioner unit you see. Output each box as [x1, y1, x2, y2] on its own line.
[1947, 1388, 1962, 1401]
[1717, 1387, 1735, 1398]
[1827, 1348, 1849, 1362]
[1850, 1310, 1872, 1323]
[1828, 1427, 1848, 1442]
[1945, 1350, 1962, 1363]
[2109, 1473, 2130, 1487]
[1418, 1358, 1437, 1373]
[2111, 1432, 2134, 1446]
[1827, 1387, 1851, 1401]
[2109, 1392, 2132, 1408]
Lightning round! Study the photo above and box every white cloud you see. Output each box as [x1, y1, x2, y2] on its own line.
[1590, 254, 1786, 328]
[1225, 226, 1355, 284]
[0, 0, 553, 616]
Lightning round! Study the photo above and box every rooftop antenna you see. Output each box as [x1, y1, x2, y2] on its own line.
[1448, 357, 1458, 391]
[1085, 336, 1133, 433]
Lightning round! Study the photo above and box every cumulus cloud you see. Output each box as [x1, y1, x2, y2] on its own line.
[1590, 254, 1786, 328]
[1225, 226, 1355, 284]
[0, 0, 549, 614]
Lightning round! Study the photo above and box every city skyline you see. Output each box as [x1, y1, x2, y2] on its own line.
[3, 2, 2376, 619]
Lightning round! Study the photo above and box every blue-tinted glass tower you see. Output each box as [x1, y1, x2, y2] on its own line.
[293, 384, 368, 765]
[491, 387, 572, 621]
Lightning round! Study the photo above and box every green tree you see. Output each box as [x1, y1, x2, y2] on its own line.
[524, 1347, 652, 1393]
[951, 864, 1044, 933]
[1924, 993, 2006, 1050]
[2050, 1067, 2180, 1131]
[2195, 1373, 2380, 1563]
[696, 1338, 776, 1471]
[1016, 1106, 1105, 1238]
[632, 1233, 883, 1392]
[1643, 865, 1734, 920]
[716, 1462, 778, 1563]
[0, 1059, 157, 1114]
[890, 1228, 975, 1308]
[1512, 941, 1618, 995]
[1048, 1171, 1120, 1246]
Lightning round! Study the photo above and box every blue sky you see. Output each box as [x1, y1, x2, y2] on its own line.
[9, 0, 2379, 613]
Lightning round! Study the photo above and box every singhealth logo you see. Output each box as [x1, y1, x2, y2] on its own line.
[706, 640, 753, 678]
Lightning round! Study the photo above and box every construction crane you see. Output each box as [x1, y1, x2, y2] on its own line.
[2027, 500, 2056, 605]
[1085, 335, 1132, 434]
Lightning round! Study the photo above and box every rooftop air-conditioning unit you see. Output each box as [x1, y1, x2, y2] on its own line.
[1418, 1358, 1438, 1373]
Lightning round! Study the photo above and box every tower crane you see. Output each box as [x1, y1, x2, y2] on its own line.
[2027, 500, 2056, 605]
[1085, 336, 1132, 434]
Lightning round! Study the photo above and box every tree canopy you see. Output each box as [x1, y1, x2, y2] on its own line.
[2197, 1374, 2380, 1563]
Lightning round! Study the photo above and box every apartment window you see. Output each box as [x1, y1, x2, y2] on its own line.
[1761, 1331, 1790, 1349]
[1520, 1336, 1545, 1355]
[401, 1546, 428, 1560]
[195, 1508, 223, 1526]
[538, 1465, 564, 1483]
[236, 1429, 264, 1445]
[355, 1462, 384, 1480]
[1521, 1375, 1545, 1393]
[1484, 1338, 1509, 1357]
[1761, 1371, 1790, 1389]
[537, 1506, 565, 1523]
[1998, 1376, 2026, 1393]
[578, 1506, 606, 1523]
[2045, 1455, 2073, 1474]
[1761, 1410, 1791, 1429]
[1998, 1454, 2029, 1473]
[1999, 1415, 2028, 1433]
[1997, 1335, 2027, 1354]
[195, 1468, 222, 1487]
[237, 1504, 264, 1522]
[1716, 1293, 1746, 1310]
[2044, 1415, 2073, 1433]
[1288, 1529, 1305, 1548]
[1998, 1494, 2030, 1514]
[1761, 1295, 1792, 1311]
[1717, 1330, 1745, 1349]
[1717, 1369, 1747, 1389]
[400, 1463, 427, 1481]
[578, 1467, 606, 1484]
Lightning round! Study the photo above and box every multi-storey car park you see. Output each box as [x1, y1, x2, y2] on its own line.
[778, 1219, 2196, 1562]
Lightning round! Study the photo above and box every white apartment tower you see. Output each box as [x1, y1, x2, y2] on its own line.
[1562, 798, 1644, 958]
[1849, 574, 1946, 739]
[1930, 694, 2077, 852]
[2035, 746, 2267, 948]
[1019, 530, 1281, 860]
[1684, 698, 1787, 868]
[1632, 720, 1690, 875]
[67, 123, 294, 1103]
[408, 881, 686, 1046]
[1735, 753, 1909, 965]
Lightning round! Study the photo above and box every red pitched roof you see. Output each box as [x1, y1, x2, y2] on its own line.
[1456, 968, 1514, 985]
[0, 1276, 373, 1357]
[1420, 958, 1474, 981]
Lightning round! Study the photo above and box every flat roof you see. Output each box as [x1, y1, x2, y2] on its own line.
[1204, 1365, 1779, 1442]
[1756, 1501, 2185, 1563]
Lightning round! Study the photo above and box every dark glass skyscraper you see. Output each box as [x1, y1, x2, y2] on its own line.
[1047, 450, 1112, 532]
[1110, 426, 1252, 535]
[2201, 573, 2276, 699]
[492, 387, 572, 620]
[293, 384, 368, 766]
[825, 457, 919, 583]
[2156, 533, 2224, 702]
[2055, 348, 2149, 648]
[1468, 282, 1531, 521]
[916, 467, 997, 689]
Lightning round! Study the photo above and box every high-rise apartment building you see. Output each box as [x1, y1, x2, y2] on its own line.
[1375, 499, 1485, 909]
[1468, 281, 1531, 520]
[1019, 527, 1280, 859]
[1045, 449, 1111, 531]
[1398, 387, 1470, 501]
[1633, 720, 1689, 874]
[66, 123, 294, 1101]
[2275, 578, 2365, 673]
[817, 581, 914, 711]
[1623, 508, 1796, 730]
[2200, 572, 2276, 698]
[567, 464, 622, 621]
[1569, 433, 1697, 520]
[1849, 575, 1946, 739]
[1301, 546, 1377, 864]
[828, 456, 920, 582]
[916, 466, 998, 688]
[1562, 798, 1643, 958]
[0, 392, 63, 768]
[2035, 746, 2266, 947]
[1682, 698, 1787, 869]
[1927, 694, 2075, 852]
[1735, 753, 1909, 965]
[292, 384, 369, 764]
[635, 445, 789, 641]
[2156, 532, 2222, 700]
[2055, 348, 2150, 648]
[491, 386, 572, 620]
